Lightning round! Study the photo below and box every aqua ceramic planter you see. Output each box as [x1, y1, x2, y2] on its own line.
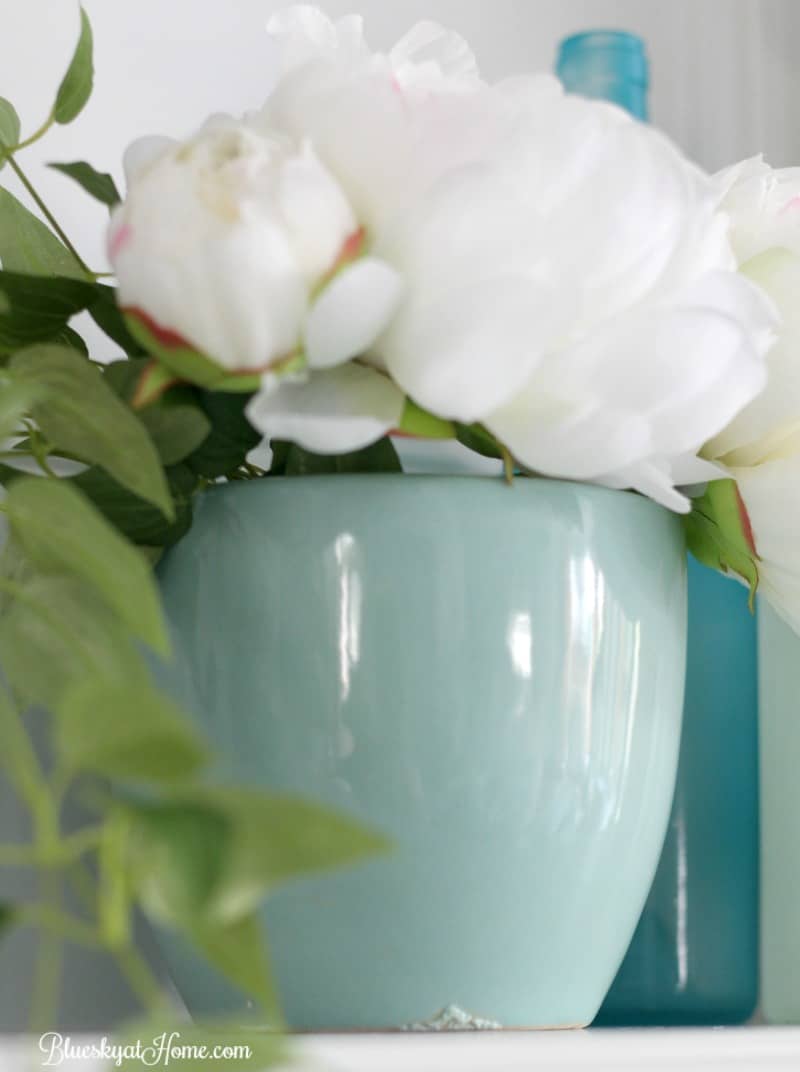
[155, 476, 687, 1030]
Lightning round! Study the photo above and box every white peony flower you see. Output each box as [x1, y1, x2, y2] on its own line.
[243, 7, 775, 510]
[111, 7, 776, 508]
[109, 117, 403, 379]
[701, 159, 800, 631]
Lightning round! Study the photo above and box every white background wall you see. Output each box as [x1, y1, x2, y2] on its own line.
[2, 0, 800, 282]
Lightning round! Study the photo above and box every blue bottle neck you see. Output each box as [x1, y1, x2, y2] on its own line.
[556, 30, 649, 121]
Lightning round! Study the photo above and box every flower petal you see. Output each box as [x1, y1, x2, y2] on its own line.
[122, 136, 176, 185]
[266, 6, 368, 77]
[485, 270, 773, 495]
[734, 456, 800, 632]
[597, 461, 692, 514]
[245, 363, 405, 454]
[389, 21, 481, 89]
[382, 273, 574, 422]
[245, 440, 275, 471]
[305, 258, 404, 369]
[708, 250, 800, 463]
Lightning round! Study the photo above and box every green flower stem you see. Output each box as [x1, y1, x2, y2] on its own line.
[4, 154, 92, 278]
[65, 859, 97, 915]
[15, 903, 101, 948]
[65, 856, 167, 1014]
[0, 827, 104, 868]
[115, 944, 169, 1013]
[21, 421, 59, 478]
[0, 844, 42, 866]
[29, 871, 63, 1032]
[0, 693, 48, 817]
[501, 446, 515, 485]
[10, 113, 55, 152]
[0, 694, 60, 895]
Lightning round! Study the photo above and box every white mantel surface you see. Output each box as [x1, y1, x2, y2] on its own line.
[6, 1027, 800, 1071]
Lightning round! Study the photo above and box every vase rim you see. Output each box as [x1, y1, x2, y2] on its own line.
[202, 473, 675, 520]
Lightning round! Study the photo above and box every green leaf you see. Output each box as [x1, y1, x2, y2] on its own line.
[0, 377, 48, 439]
[88, 285, 147, 356]
[196, 789, 390, 923]
[71, 464, 196, 548]
[272, 437, 402, 476]
[0, 570, 146, 711]
[684, 478, 759, 607]
[138, 404, 211, 467]
[398, 399, 455, 439]
[50, 324, 88, 355]
[105, 360, 211, 465]
[0, 272, 97, 348]
[455, 423, 503, 460]
[49, 160, 120, 206]
[0, 98, 20, 170]
[5, 477, 170, 656]
[126, 789, 389, 927]
[0, 903, 17, 939]
[98, 809, 133, 948]
[53, 7, 94, 125]
[0, 187, 85, 279]
[114, 1016, 284, 1072]
[186, 913, 280, 1019]
[186, 392, 260, 479]
[126, 800, 232, 924]
[57, 678, 209, 784]
[11, 344, 173, 517]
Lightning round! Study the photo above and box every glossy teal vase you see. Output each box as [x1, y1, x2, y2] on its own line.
[596, 558, 759, 1025]
[156, 476, 687, 1030]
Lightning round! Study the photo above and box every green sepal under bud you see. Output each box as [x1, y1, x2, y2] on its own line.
[683, 477, 759, 609]
[123, 310, 266, 394]
[397, 398, 455, 439]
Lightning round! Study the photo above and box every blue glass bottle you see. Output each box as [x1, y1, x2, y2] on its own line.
[557, 30, 648, 119]
[555, 30, 759, 1027]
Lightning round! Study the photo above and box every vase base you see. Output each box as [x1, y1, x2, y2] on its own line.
[290, 1004, 588, 1034]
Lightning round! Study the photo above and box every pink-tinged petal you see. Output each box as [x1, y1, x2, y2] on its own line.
[123, 306, 193, 351]
[108, 222, 132, 260]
